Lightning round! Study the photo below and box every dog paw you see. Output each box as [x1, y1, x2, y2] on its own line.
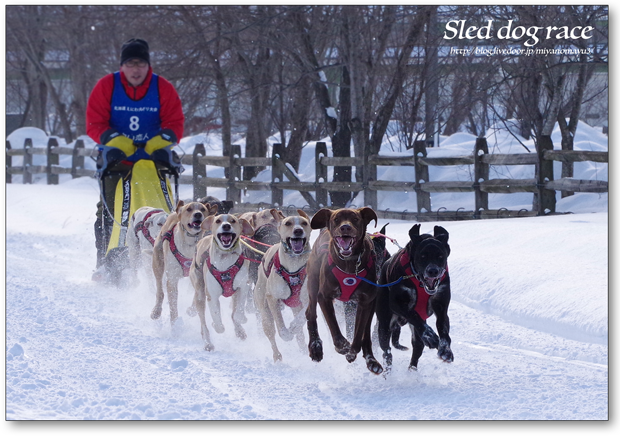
[421, 325, 439, 349]
[345, 351, 357, 363]
[235, 325, 247, 340]
[273, 351, 282, 362]
[408, 365, 418, 372]
[309, 339, 323, 362]
[204, 343, 215, 352]
[279, 327, 294, 342]
[186, 305, 198, 317]
[212, 323, 225, 334]
[151, 307, 162, 320]
[365, 357, 383, 375]
[438, 339, 454, 362]
[334, 338, 351, 355]
[382, 349, 393, 368]
[393, 343, 409, 351]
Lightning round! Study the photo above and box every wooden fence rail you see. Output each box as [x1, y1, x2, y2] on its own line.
[6, 136, 608, 221]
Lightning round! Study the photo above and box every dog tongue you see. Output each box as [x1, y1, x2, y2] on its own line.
[425, 277, 440, 291]
[335, 237, 353, 250]
[220, 233, 233, 245]
[290, 238, 305, 253]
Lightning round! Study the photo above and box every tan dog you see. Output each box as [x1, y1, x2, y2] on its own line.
[238, 209, 285, 311]
[305, 207, 383, 375]
[254, 210, 312, 362]
[127, 206, 169, 284]
[189, 214, 254, 351]
[150, 201, 213, 327]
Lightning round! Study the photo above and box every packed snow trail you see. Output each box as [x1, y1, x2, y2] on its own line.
[5, 181, 608, 420]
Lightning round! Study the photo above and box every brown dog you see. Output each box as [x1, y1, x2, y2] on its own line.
[305, 207, 383, 375]
[150, 201, 214, 327]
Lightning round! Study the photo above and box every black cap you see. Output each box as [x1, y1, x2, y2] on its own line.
[120, 38, 150, 65]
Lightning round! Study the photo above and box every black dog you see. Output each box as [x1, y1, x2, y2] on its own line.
[376, 224, 453, 371]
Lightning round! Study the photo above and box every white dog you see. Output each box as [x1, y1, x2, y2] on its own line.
[150, 201, 214, 327]
[127, 206, 169, 284]
[189, 214, 254, 351]
[254, 210, 312, 362]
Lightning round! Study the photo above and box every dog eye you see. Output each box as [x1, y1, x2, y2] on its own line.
[302, 222, 308, 226]
[215, 219, 221, 224]
[285, 221, 292, 226]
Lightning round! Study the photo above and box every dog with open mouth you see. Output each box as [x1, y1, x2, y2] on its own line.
[305, 207, 383, 375]
[189, 214, 254, 351]
[150, 201, 213, 328]
[376, 224, 453, 372]
[254, 210, 312, 362]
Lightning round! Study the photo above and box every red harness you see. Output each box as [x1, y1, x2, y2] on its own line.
[205, 252, 246, 298]
[263, 251, 306, 308]
[318, 241, 375, 303]
[161, 224, 193, 277]
[134, 209, 165, 246]
[398, 251, 448, 320]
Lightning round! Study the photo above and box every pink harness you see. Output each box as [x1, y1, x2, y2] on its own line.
[161, 224, 193, 277]
[134, 209, 165, 246]
[263, 251, 306, 308]
[398, 251, 448, 320]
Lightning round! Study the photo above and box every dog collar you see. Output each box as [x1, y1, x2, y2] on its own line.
[264, 251, 306, 308]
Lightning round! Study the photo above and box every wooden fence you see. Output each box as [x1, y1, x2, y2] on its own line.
[6, 136, 608, 221]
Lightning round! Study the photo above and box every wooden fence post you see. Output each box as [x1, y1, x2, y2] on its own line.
[414, 140, 431, 213]
[23, 138, 33, 184]
[71, 139, 85, 179]
[193, 143, 206, 200]
[315, 142, 327, 208]
[227, 144, 241, 206]
[272, 143, 284, 207]
[363, 144, 377, 210]
[6, 140, 12, 184]
[474, 137, 489, 217]
[536, 135, 556, 215]
[47, 138, 59, 185]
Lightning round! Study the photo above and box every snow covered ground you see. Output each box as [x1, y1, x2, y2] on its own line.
[3, 124, 611, 424]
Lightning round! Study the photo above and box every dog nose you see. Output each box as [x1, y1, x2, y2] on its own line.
[340, 224, 352, 232]
[193, 212, 203, 220]
[222, 223, 231, 232]
[426, 265, 440, 277]
[293, 228, 304, 237]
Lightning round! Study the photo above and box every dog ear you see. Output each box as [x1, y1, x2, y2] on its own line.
[175, 200, 185, 214]
[240, 218, 255, 237]
[270, 208, 284, 224]
[310, 208, 332, 229]
[297, 209, 310, 221]
[408, 224, 420, 238]
[201, 215, 215, 231]
[358, 207, 378, 228]
[434, 226, 449, 244]
[207, 203, 219, 216]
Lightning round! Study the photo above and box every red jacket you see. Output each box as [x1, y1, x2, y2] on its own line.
[86, 67, 184, 144]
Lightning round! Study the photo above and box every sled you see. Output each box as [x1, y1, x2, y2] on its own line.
[95, 143, 184, 286]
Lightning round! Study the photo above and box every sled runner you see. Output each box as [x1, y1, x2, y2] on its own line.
[95, 141, 184, 286]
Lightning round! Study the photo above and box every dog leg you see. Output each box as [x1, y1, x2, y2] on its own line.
[434, 309, 453, 363]
[305, 267, 324, 362]
[150, 242, 166, 320]
[318, 294, 350, 355]
[268, 297, 293, 342]
[231, 291, 247, 340]
[166, 279, 180, 326]
[261, 297, 282, 362]
[193, 280, 214, 351]
[207, 297, 225, 334]
[408, 324, 426, 370]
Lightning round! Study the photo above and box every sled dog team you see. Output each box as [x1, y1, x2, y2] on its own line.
[126, 199, 454, 375]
